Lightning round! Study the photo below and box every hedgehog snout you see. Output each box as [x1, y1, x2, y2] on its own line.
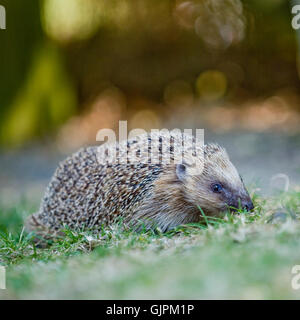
[227, 194, 254, 212]
[241, 198, 254, 212]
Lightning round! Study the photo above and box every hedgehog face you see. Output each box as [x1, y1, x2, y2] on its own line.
[175, 144, 254, 215]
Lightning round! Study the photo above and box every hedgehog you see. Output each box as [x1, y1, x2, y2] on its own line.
[25, 130, 253, 238]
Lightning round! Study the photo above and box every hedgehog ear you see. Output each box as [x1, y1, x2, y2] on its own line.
[176, 163, 187, 182]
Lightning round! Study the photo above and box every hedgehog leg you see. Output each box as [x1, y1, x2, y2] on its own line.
[25, 213, 63, 247]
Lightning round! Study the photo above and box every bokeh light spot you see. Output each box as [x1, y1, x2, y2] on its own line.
[42, 0, 102, 42]
[196, 70, 227, 102]
[130, 110, 161, 132]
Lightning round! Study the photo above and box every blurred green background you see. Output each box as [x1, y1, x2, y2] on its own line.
[0, 0, 299, 149]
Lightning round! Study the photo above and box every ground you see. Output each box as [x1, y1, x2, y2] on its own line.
[0, 186, 299, 299]
[0, 131, 300, 299]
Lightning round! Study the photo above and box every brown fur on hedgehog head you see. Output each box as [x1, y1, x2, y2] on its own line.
[174, 143, 254, 216]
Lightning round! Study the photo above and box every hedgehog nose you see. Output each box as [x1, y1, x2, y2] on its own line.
[242, 199, 254, 212]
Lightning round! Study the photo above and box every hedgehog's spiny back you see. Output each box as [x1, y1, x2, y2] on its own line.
[32, 144, 166, 233]
[26, 131, 207, 236]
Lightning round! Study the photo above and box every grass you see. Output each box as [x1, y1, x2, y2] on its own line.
[0, 187, 300, 299]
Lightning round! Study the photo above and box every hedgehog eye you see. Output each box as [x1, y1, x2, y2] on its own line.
[176, 163, 186, 182]
[212, 183, 222, 193]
